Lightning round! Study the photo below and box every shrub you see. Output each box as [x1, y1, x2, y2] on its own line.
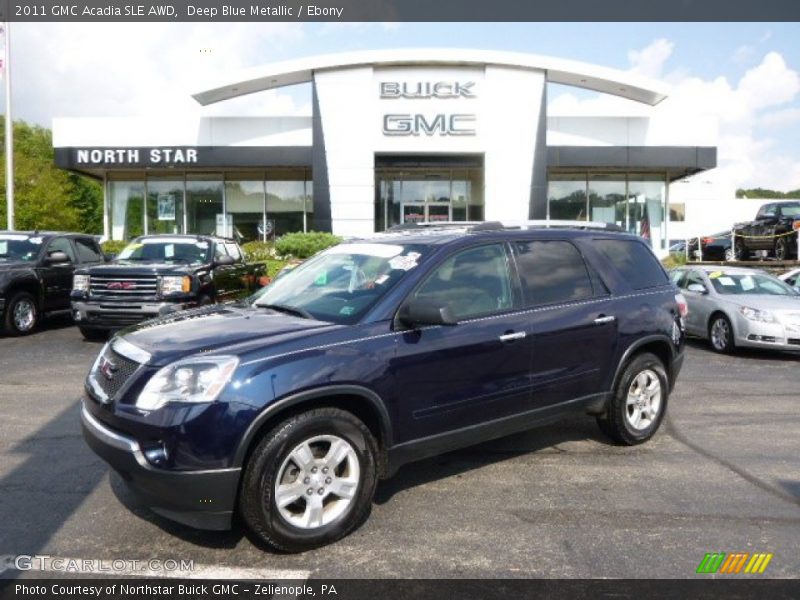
[274, 231, 341, 259]
[101, 240, 129, 256]
[241, 241, 276, 263]
[661, 252, 688, 271]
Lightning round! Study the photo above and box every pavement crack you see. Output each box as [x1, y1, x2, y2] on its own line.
[664, 413, 800, 510]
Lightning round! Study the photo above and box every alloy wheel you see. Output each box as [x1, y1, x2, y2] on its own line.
[625, 369, 662, 431]
[710, 317, 730, 351]
[274, 435, 360, 529]
[13, 298, 36, 332]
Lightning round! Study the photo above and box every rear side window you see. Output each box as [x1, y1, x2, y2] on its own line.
[74, 238, 103, 263]
[594, 239, 668, 290]
[225, 243, 242, 261]
[514, 240, 593, 306]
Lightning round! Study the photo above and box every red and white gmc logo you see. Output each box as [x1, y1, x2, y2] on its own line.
[106, 281, 137, 290]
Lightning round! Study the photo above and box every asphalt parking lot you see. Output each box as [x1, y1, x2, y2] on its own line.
[1, 317, 799, 579]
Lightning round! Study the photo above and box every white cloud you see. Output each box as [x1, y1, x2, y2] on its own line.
[6, 23, 310, 126]
[627, 38, 673, 79]
[549, 39, 800, 191]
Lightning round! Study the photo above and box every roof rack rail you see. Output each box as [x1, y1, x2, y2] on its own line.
[501, 220, 624, 232]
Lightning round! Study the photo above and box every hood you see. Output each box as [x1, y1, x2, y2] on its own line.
[87, 262, 194, 276]
[118, 304, 338, 366]
[719, 294, 800, 312]
[0, 260, 35, 272]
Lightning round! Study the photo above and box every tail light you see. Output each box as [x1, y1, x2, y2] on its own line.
[702, 237, 714, 245]
[675, 293, 689, 318]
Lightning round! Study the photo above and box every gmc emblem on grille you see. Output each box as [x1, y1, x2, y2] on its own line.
[98, 356, 117, 381]
[107, 281, 137, 290]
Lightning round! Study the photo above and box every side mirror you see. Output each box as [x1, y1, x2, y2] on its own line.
[687, 283, 708, 294]
[398, 300, 457, 327]
[45, 251, 70, 264]
[104, 253, 115, 262]
[214, 255, 236, 267]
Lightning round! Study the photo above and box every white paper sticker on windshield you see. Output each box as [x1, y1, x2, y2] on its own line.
[325, 243, 404, 258]
[740, 276, 755, 291]
[717, 276, 736, 286]
[28, 237, 43, 245]
[389, 251, 421, 271]
[165, 244, 175, 258]
[196, 241, 209, 249]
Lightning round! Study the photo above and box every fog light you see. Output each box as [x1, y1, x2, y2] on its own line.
[73, 310, 82, 322]
[143, 445, 168, 466]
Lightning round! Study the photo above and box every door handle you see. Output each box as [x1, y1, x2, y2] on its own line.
[594, 315, 616, 324]
[499, 331, 526, 342]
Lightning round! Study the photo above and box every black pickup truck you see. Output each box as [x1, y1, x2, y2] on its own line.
[0, 231, 107, 335]
[733, 201, 800, 261]
[71, 235, 266, 339]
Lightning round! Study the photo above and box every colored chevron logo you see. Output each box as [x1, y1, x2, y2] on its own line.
[696, 552, 773, 574]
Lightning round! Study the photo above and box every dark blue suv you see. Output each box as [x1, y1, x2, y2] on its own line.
[81, 223, 686, 552]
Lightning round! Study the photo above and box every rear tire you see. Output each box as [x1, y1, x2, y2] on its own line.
[239, 408, 378, 553]
[3, 291, 39, 336]
[597, 353, 668, 445]
[709, 313, 735, 354]
[775, 237, 790, 261]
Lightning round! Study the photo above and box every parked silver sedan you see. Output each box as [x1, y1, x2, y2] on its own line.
[669, 266, 800, 353]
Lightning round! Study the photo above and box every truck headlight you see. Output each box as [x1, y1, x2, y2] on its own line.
[136, 356, 239, 411]
[73, 274, 90, 292]
[159, 275, 191, 295]
[739, 306, 776, 323]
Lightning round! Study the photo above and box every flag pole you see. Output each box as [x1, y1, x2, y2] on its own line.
[4, 22, 13, 230]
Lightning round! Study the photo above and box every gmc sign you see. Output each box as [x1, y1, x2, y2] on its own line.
[382, 114, 476, 136]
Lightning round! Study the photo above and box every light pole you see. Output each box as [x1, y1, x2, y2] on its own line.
[3, 22, 13, 230]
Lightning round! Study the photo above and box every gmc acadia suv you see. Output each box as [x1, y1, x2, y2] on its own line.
[80, 222, 686, 552]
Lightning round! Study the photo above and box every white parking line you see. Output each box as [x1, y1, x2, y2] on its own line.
[0, 555, 310, 580]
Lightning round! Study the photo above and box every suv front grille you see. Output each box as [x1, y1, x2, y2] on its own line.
[91, 345, 141, 402]
[89, 275, 158, 301]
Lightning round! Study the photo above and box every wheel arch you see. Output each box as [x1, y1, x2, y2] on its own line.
[610, 335, 676, 395]
[233, 385, 393, 477]
[4, 276, 44, 310]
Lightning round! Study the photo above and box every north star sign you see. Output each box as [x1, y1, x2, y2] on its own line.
[75, 148, 198, 166]
[380, 80, 477, 137]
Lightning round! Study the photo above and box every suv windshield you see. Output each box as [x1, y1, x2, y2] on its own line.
[0, 234, 44, 262]
[117, 238, 210, 264]
[253, 242, 427, 324]
[708, 272, 796, 296]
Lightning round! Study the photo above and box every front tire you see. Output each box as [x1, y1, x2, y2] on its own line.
[597, 352, 668, 445]
[239, 408, 378, 553]
[3, 291, 39, 336]
[733, 239, 747, 261]
[79, 326, 108, 341]
[709, 313, 735, 354]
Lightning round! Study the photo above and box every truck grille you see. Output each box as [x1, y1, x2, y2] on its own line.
[90, 344, 142, 402]
[89, 274, 159, 301]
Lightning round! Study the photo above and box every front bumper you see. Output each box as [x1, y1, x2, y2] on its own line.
[72, 300, 192, 329]
[734, 314, 800, 351]
[80, 400, 240, 530]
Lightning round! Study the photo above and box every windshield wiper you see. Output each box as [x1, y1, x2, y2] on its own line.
[256, 303, 314, 320]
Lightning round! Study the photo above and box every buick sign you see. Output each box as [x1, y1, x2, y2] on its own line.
[380, 81, 476, 99]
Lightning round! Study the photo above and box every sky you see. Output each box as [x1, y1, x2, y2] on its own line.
[4, 21, 800, 191]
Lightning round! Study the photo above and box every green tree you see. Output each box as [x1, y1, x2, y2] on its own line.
[736, 188, 800, 199]
[0, 119, 103, 232]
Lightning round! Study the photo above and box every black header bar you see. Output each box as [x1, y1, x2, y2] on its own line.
[0, 0, 798, 22]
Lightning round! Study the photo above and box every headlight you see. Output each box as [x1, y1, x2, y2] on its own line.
[739, 306, 776, 323]
[136, 355, 239, 411]
[159, 275, 191, 295]
[73, 274, 90, 292]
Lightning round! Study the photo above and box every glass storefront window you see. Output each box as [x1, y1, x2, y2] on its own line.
[146, 177, 184, 235]
[588, 174, 626, 227]
[548, 174, 587, 221]
[267, 178, 308, 237]
[374, 166, 484, 230]
[226, 174, 266, 242]
[108, 181, 145, 241]
[628, 175, 667, 250]
[186, 175, 224, 237]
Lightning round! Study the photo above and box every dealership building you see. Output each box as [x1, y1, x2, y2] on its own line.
[52, 49, 718, 253]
